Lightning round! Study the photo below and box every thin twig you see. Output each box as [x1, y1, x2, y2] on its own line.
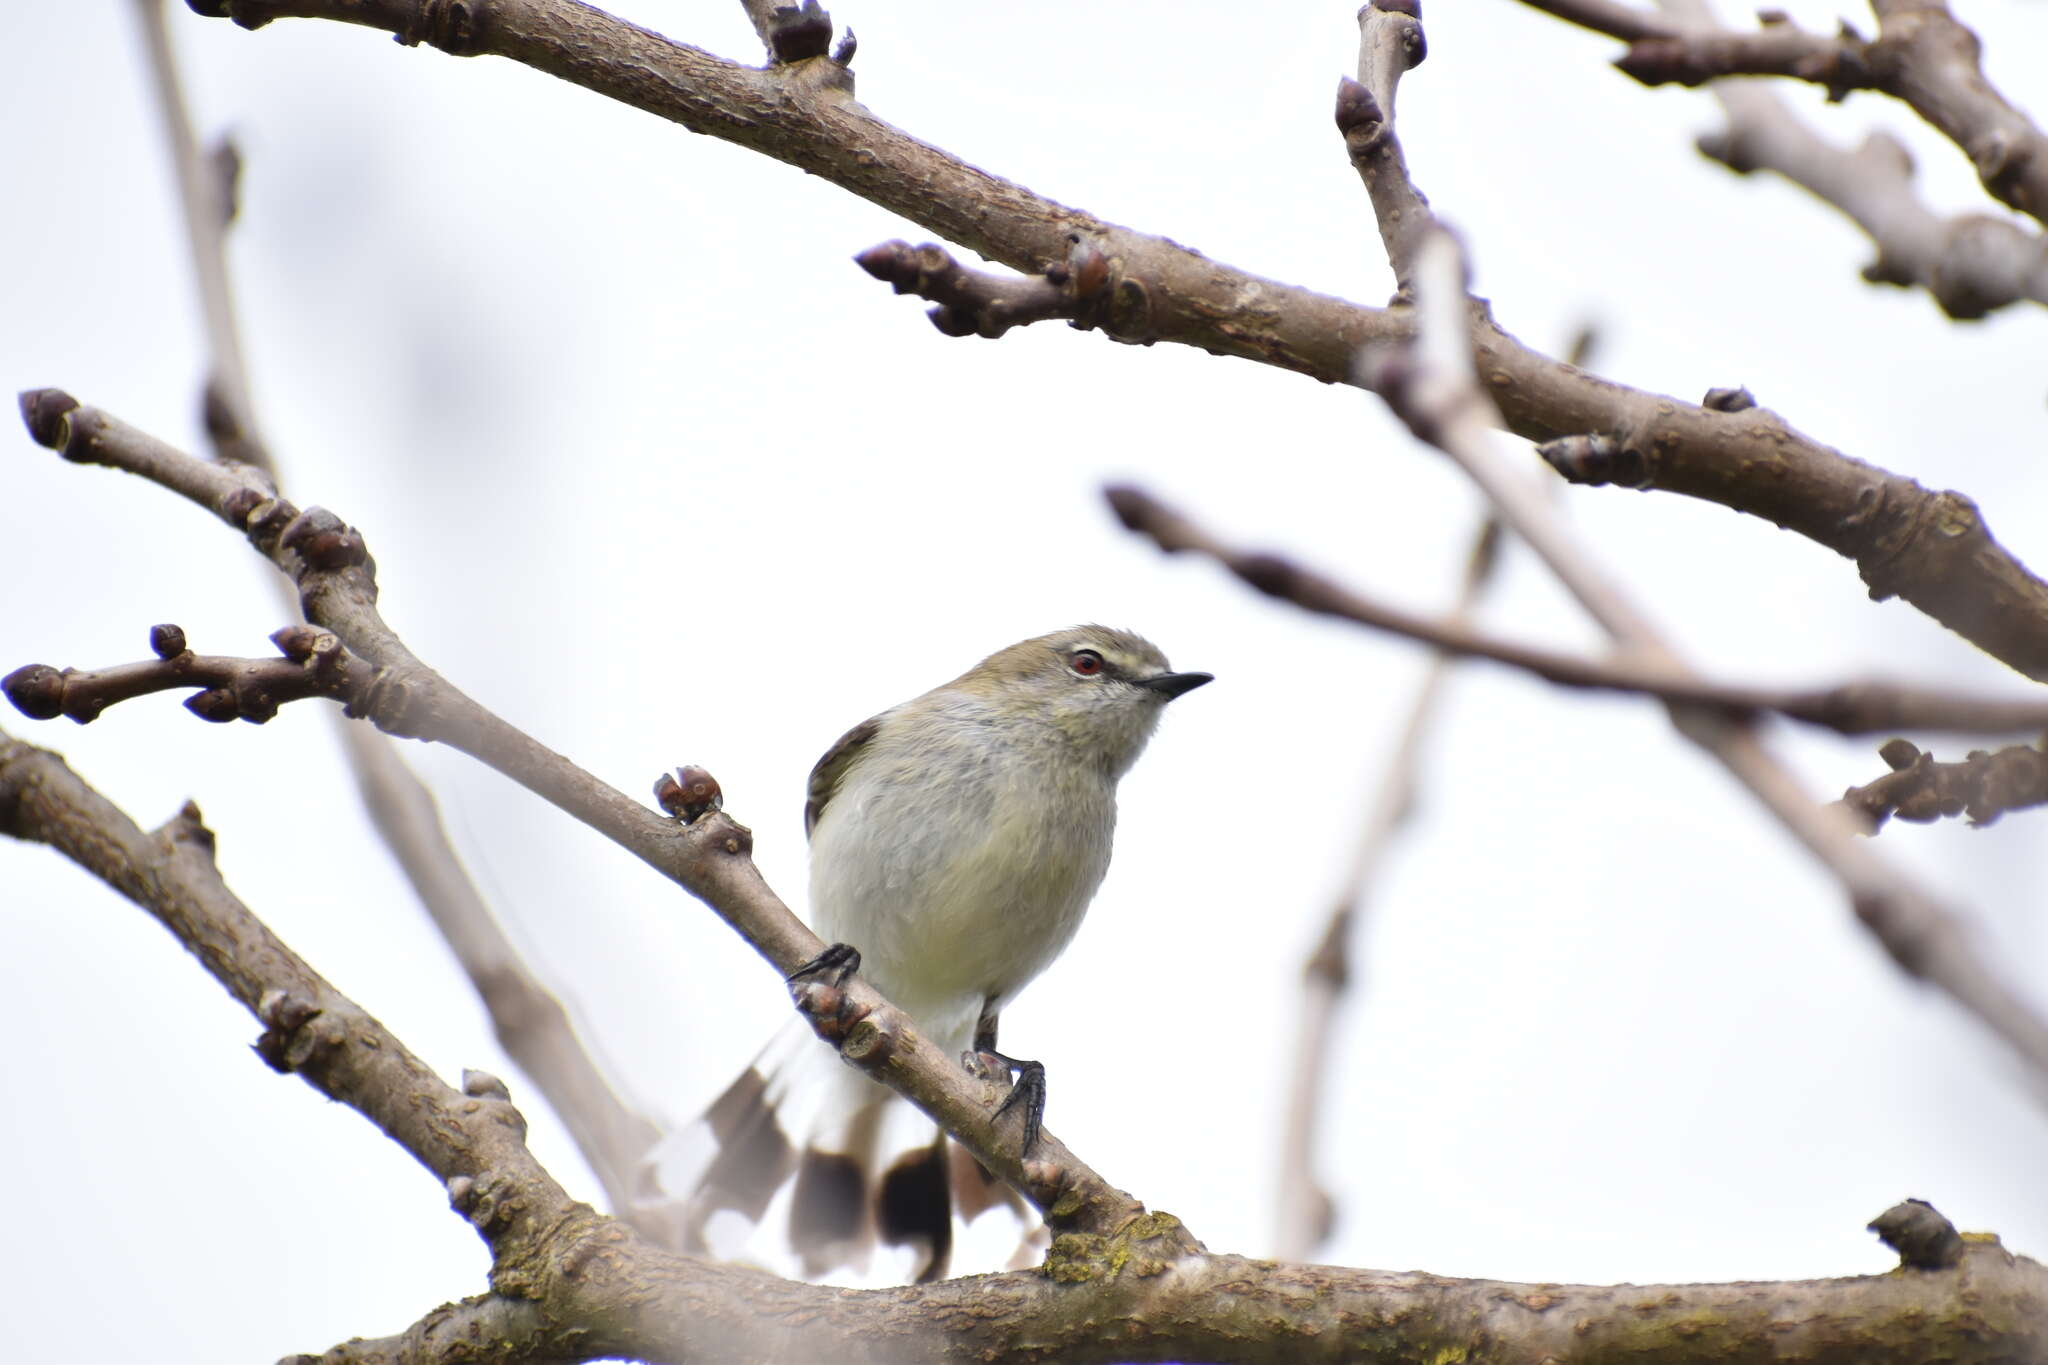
[1392, 224, 2048, 1092]
[1837, 736, 2048, 830]
[134, 0, 267, 468]
[1101, 487, 2048, 738]
[855, 238, 1113, 337]
[1273, 518, 1500, 1264]
[1331, 10, 2048, 1092]
[3, 624, 373, 723]
[130, 0, 670, 1223]
[1340, 1, 1434, 290]
[11, 392, 1172, 1253]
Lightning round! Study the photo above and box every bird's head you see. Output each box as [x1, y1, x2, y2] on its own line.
[950, 625, 1212, 777]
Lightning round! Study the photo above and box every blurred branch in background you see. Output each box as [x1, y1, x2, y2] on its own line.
[7, 389, 1161, 1251]
[1411, 211, 2048, 1089]
[1521, 0, 2048, 315]
[130, 0, 670, 1220]
[1525, 0, 2048, 230]
[1272, 516, 1502, 1263]
[1098, 491, 2048, 737]
[1277, 328, 1581, 1264]
[1338, 0, 2048, 1103]
[1697, 76, 2048, 318]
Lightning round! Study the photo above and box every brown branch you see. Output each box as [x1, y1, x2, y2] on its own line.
[10, 390, 1166, 1256]
[1616, 22, 1874, 100]
[336, 707, 675, 1235]
[1603, 0, 2048, 318]
[132, 0, 672, 1224]
[1220, 34, 2048, 1091]
[1860, 0, 2048, 225]
[1397, 223, 2048, 1099]
[3, 624, 374, 725]
[249, 1238, 2048, 1365]
[0, 728, 574, 1254]
[1339, 0, 1435, 290]
[854, 237, 1114, 338]
[1838, 736, 2048, 831]
[1102, 487, 2048, 738]
[182, 0, 2048, 681]
[38, 529, 2048, 748]
[1524, 0, 2048, 228]
[8, 727, 2046, 1362]
[1113, 465, 2048, 1088]
[1511, 350, 2048, 680]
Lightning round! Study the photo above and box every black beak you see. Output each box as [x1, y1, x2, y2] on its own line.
[1136, 670, 1214, 701]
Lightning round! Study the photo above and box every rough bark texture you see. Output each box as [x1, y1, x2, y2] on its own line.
[14, 723, 2040, 1363]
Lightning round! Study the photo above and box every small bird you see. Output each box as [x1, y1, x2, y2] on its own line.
[663, 626, 1210, 1282]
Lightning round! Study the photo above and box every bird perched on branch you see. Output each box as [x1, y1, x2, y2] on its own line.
[658, 626, 1211, 1282]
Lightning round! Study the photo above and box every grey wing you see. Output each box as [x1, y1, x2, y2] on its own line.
[805, 715, 881, 839]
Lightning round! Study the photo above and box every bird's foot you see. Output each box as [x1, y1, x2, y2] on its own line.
[963, 1047, 1046, 1154]
[787, 941, 861, 986]
[787, 942, 867, 1040]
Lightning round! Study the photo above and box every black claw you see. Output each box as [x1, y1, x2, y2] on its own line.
[787, 941, 861, 986]
[980, 1050, 1046, 1154]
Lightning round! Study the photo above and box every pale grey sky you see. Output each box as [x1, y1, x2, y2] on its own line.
[3, 2, 2045, 1359]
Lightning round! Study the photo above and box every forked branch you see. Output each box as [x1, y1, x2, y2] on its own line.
[9, 388, 1162, 1252]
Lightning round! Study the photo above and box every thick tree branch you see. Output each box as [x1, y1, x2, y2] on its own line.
[135, 0, 672, 1223]
[182, 0, 2048, 680]
[1838, 735, 2048, 831]
[1522, 0, 2048, 227]
[0, 729, 571, 1257]
[5, 730, 2044, 1362]
[9, 390, 1166, 1255]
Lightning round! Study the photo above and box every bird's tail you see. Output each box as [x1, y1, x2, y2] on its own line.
[651, 1019, 1033, 1283]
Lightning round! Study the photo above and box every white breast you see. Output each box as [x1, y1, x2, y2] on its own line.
[806, 705, 1117, 1053]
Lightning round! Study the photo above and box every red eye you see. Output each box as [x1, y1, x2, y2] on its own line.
[1070, 650, 1104, 676]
